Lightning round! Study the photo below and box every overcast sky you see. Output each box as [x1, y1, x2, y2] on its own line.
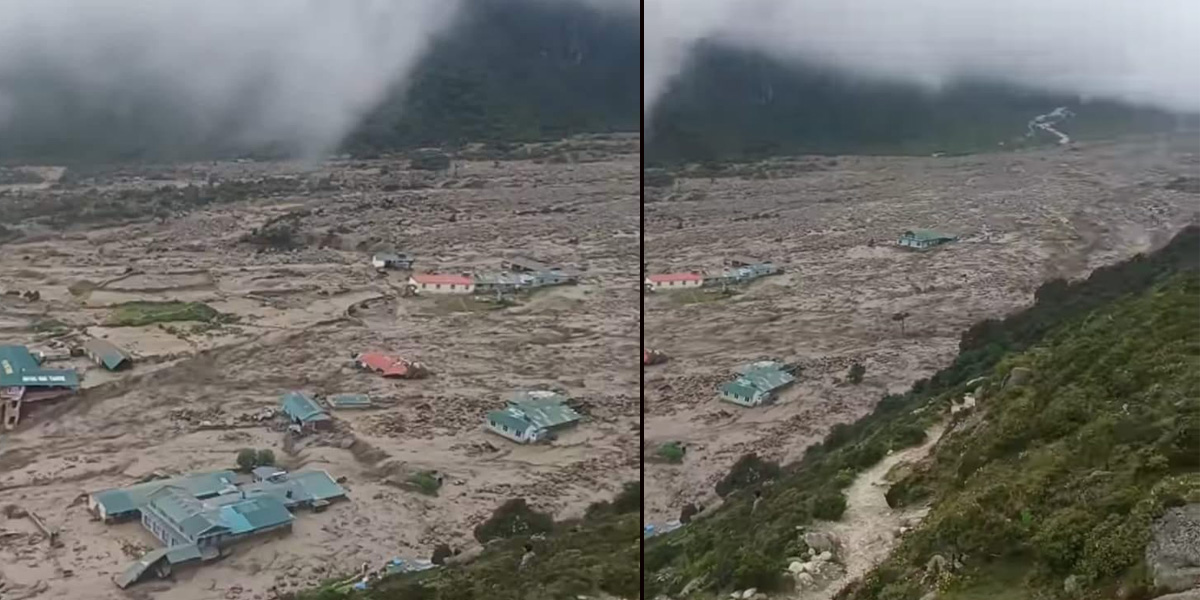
[645, 0, 1200, 117]
[0, 0, 635, 159]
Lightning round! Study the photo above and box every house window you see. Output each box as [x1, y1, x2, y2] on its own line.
[436, 284, 442, 290]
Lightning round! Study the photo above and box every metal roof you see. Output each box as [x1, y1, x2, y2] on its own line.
[504, 256, 550, 271]
[356, 354, 414, 377]
[237, 469, 346, 508]
[647, 272, 703, 283]
[281, 392, 330, 424]
[328, 394, 372, 408]
[84, 339, 132, 370]
[506, 391, 581, 429]
[739, 368, 795, 393]
[410, 273, 473, 286]
[145, 486, 228, 540]
[91, 470, 237, 516]
[0, 345, 79, 388]
[218, 496, 292, 534]
[727, 255, 766, 266]
[901, 229, 956, 241]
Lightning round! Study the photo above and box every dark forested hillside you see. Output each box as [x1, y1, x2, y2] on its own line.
[0, 0, 638, 163]
[645, 42, 1190, 165]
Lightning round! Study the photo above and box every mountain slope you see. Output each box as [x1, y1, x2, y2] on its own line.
[646, 42, 1190, 165]
[642, 225, 1200, 598]
[0, 0, 638, 163]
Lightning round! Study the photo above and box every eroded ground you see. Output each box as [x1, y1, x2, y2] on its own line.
[643, 134, 1199, 525]
[0, 136, 639, 600]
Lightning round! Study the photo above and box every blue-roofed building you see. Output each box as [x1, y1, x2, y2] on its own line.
[1, 345, 80, 430]
[281, 391, 332, 431]
[720, 360, 797, 407]
[88, 470, 238, 522]
[485, 391, 582, 443]
[101, 467, 344, 589]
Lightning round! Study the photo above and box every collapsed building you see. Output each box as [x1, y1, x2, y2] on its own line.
[645, 257, 780, 292]
[0, 344, 80, 429]
[89, 468, 347, 588]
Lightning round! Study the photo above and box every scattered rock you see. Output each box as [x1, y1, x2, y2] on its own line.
[803, 531, 839, 554]
[742, 588, 757, 599]
[1147, 504, 1200, 592]
[1063, 575, 1081, 596]
[817, 551, 833, 563]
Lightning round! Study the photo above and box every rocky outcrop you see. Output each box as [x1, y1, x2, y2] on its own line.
[1147, 504, 1200, 593]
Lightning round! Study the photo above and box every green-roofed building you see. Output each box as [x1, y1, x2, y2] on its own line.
[88, 470, 238, 522]
[83, 339, 132, 371]
[897, 229, 958, 250]
[485, 390, 582, 443]
[281, 391, 331, 431]
[720, 361, 797, 407]
[327, 393, 372, 409]
[0, 345, 80, 388]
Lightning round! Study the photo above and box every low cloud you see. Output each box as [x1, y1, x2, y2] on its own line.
[645, 0, 1200, 115]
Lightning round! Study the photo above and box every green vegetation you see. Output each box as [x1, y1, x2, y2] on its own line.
[32, 318, 69, 334]
[848, 362, 866, 385]
[845, 273, 1199, 600]
[643, 225, 1200, 598]
[408, 151, 452, 172]
[473, 498, 555, 543]
[106, 301, 223, 327]
[236, 448, 276, 471]
[404, 471, 443, 497]
[657, 441, 686, 464]
[297, 482, 641, 600]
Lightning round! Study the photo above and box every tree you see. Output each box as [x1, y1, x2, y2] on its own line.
[473, 498, 554, 543]
[848, 362, 866, 384]
[431, 543, 453, 565]
[256, 449, 275, 467]
[236, 448, 258, 471]
[892, 311, 910, 335]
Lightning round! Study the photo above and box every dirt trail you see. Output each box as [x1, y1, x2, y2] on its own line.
[804, 423, 945, 600]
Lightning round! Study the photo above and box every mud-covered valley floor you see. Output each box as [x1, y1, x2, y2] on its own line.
[643, 134, 1199, 526]
[0, 137, 639, 600]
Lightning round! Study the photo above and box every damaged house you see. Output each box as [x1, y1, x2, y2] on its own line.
[485, 391, 582, 444]
[719, 360, 796, 407]
[92, 468, 346, 588]
[1, 344, 80, 429]
[83, 338, 133, 371]
[281, 391, 332, 432]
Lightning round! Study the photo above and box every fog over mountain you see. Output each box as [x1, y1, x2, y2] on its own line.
[0, 0, 637, 161]
[645, 0, 1200, 116]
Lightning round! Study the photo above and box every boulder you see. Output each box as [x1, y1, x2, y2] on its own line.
[804, 531, 839, 554]
[1004, 367, 1032, 388]
[742, 589, 758, 599]
[1147, 504, 1200, 592]
[817, 551, 833, 562]
[1153, 590, 1200, 600]
[795, 572, 815, 588]
[788, 561, 805, 574]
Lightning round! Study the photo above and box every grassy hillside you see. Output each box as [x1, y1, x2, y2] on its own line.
[843, 273, 1199, 600]
[643, 225, 1200, 598]
[646, 42, 1191, 166]
[293, 483, 640, 600]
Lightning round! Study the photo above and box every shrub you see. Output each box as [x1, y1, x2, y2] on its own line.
[405, 471, 442, 496]
[473, 498, 554, 543]
[431, 543, 452, 565]
[848, 363, 866, 384]
[256, 449, 275, 467]
[236, 448, 258, 471]
[811, 491, 848, 521]
[106, 301, 221, 326]
[715, 453, 781, 497]
[657, 441, 685, 463]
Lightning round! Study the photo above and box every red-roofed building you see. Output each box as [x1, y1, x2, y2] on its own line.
[644, 272, 704, 291]
[355, 353, 428, 379]
[407, 273, 475, 295]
